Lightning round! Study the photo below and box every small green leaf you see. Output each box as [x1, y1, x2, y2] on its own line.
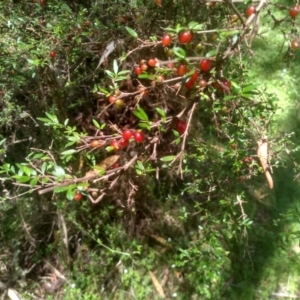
[220, 30, 240, 37]
[137, 73, 154, 80]
[192, 24, 204, 31]
[92, 119, 101, 129]
[160, 155, 176, 162]
[113, 59, 118, 74]
[93, 166, 106, 175]
[52, 166, 65, 177]
[138, 122, 151, 130]
[67, 186, 76, 200]
[23, 166, 31, 177]
[188, 21, 199, 29]
[133, 105, 149, 121]
[54, 186, 71, 193]
[172, 129, 180, 137]
[77, 182, 89, 190]
[173, 47, 186, 59]
[205, 49, 217, 58]
[61, 149, 76, 156]
[155, 108, 166, 118]
[125, 26, 138, 39]
[65, 141, 76, 148]
[241, 84, 258, 93]
[0, 138, 6, 146]
[41, 162, 47, 174]
[32, 153, 44, 159]
[30, 177, 38, 186]
[37, 117, 51, 124]
[105, 70, 114, 78]
[118, 70, 130, 76]
[115, 76, 129, 82]
[106, 146, 115, 152]
[12, 175, 31, 183]
[45, 112, 58, 123]
[136, 160, 144, 171]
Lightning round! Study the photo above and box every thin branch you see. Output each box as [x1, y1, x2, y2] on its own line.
[222, 0, 267, 59]
[177, 102, 198, 178]
[224, 0, 246, 27]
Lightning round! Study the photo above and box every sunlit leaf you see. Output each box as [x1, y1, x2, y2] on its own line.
[113, 59, 118, 74]
[125, 26, 138, 39]
[12, 175, 31, 183]
[52, 166, 65, 177]
[160, 155, 176, 162]
[61, 149, 76, 156]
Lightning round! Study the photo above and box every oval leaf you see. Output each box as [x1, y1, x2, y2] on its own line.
[160, 155, 175, 162]
[61, 149, 76, 156]
[125, 26, 138, 39]
[173, 47, 186, 59]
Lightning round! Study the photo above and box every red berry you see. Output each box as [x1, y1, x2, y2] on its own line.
[135, 66, 142, 75]
[74, 192, 82, 201]
[148, 58, 157, 67]
[176, 120, 187, 134]
[140, 64, 148, 71]
[90, 140, 100, 148]
[110, 140, 119, 151]
[290, 5, 300, 18]
[122, 129, 132, 140]
[49, 51, 56, 58]
[291, 39, 300, 50]
[186, 81, 194, 90]
[108, 95, 116, 103]
[133, 131, 145, 143]
[118, 138, 129, 148]
[199, 59, 212, 72]
[177, 64, 188, 76]
[246, 6, 256, 17]
[185, 71, 198, 89]
[189, 71, 198, 82]
[162, 34, 172, 47]
[40, 0, 45, 6]
[178, 30, 193, 44]
[199, 79, 207, 88]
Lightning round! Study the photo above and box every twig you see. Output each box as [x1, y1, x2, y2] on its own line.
[177, 102, 197, 178]
[234, 194, 248, 238]
[222, 0, 267, 59]
[57, 209, 71, 265]
[271, 292, 300, 299]
[30, 147, 57, 165]
[42, 259, 69, 283]
[224, 0, 246, 27]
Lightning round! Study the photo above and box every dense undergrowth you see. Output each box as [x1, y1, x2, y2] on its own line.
[1, 0, 300, 299]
